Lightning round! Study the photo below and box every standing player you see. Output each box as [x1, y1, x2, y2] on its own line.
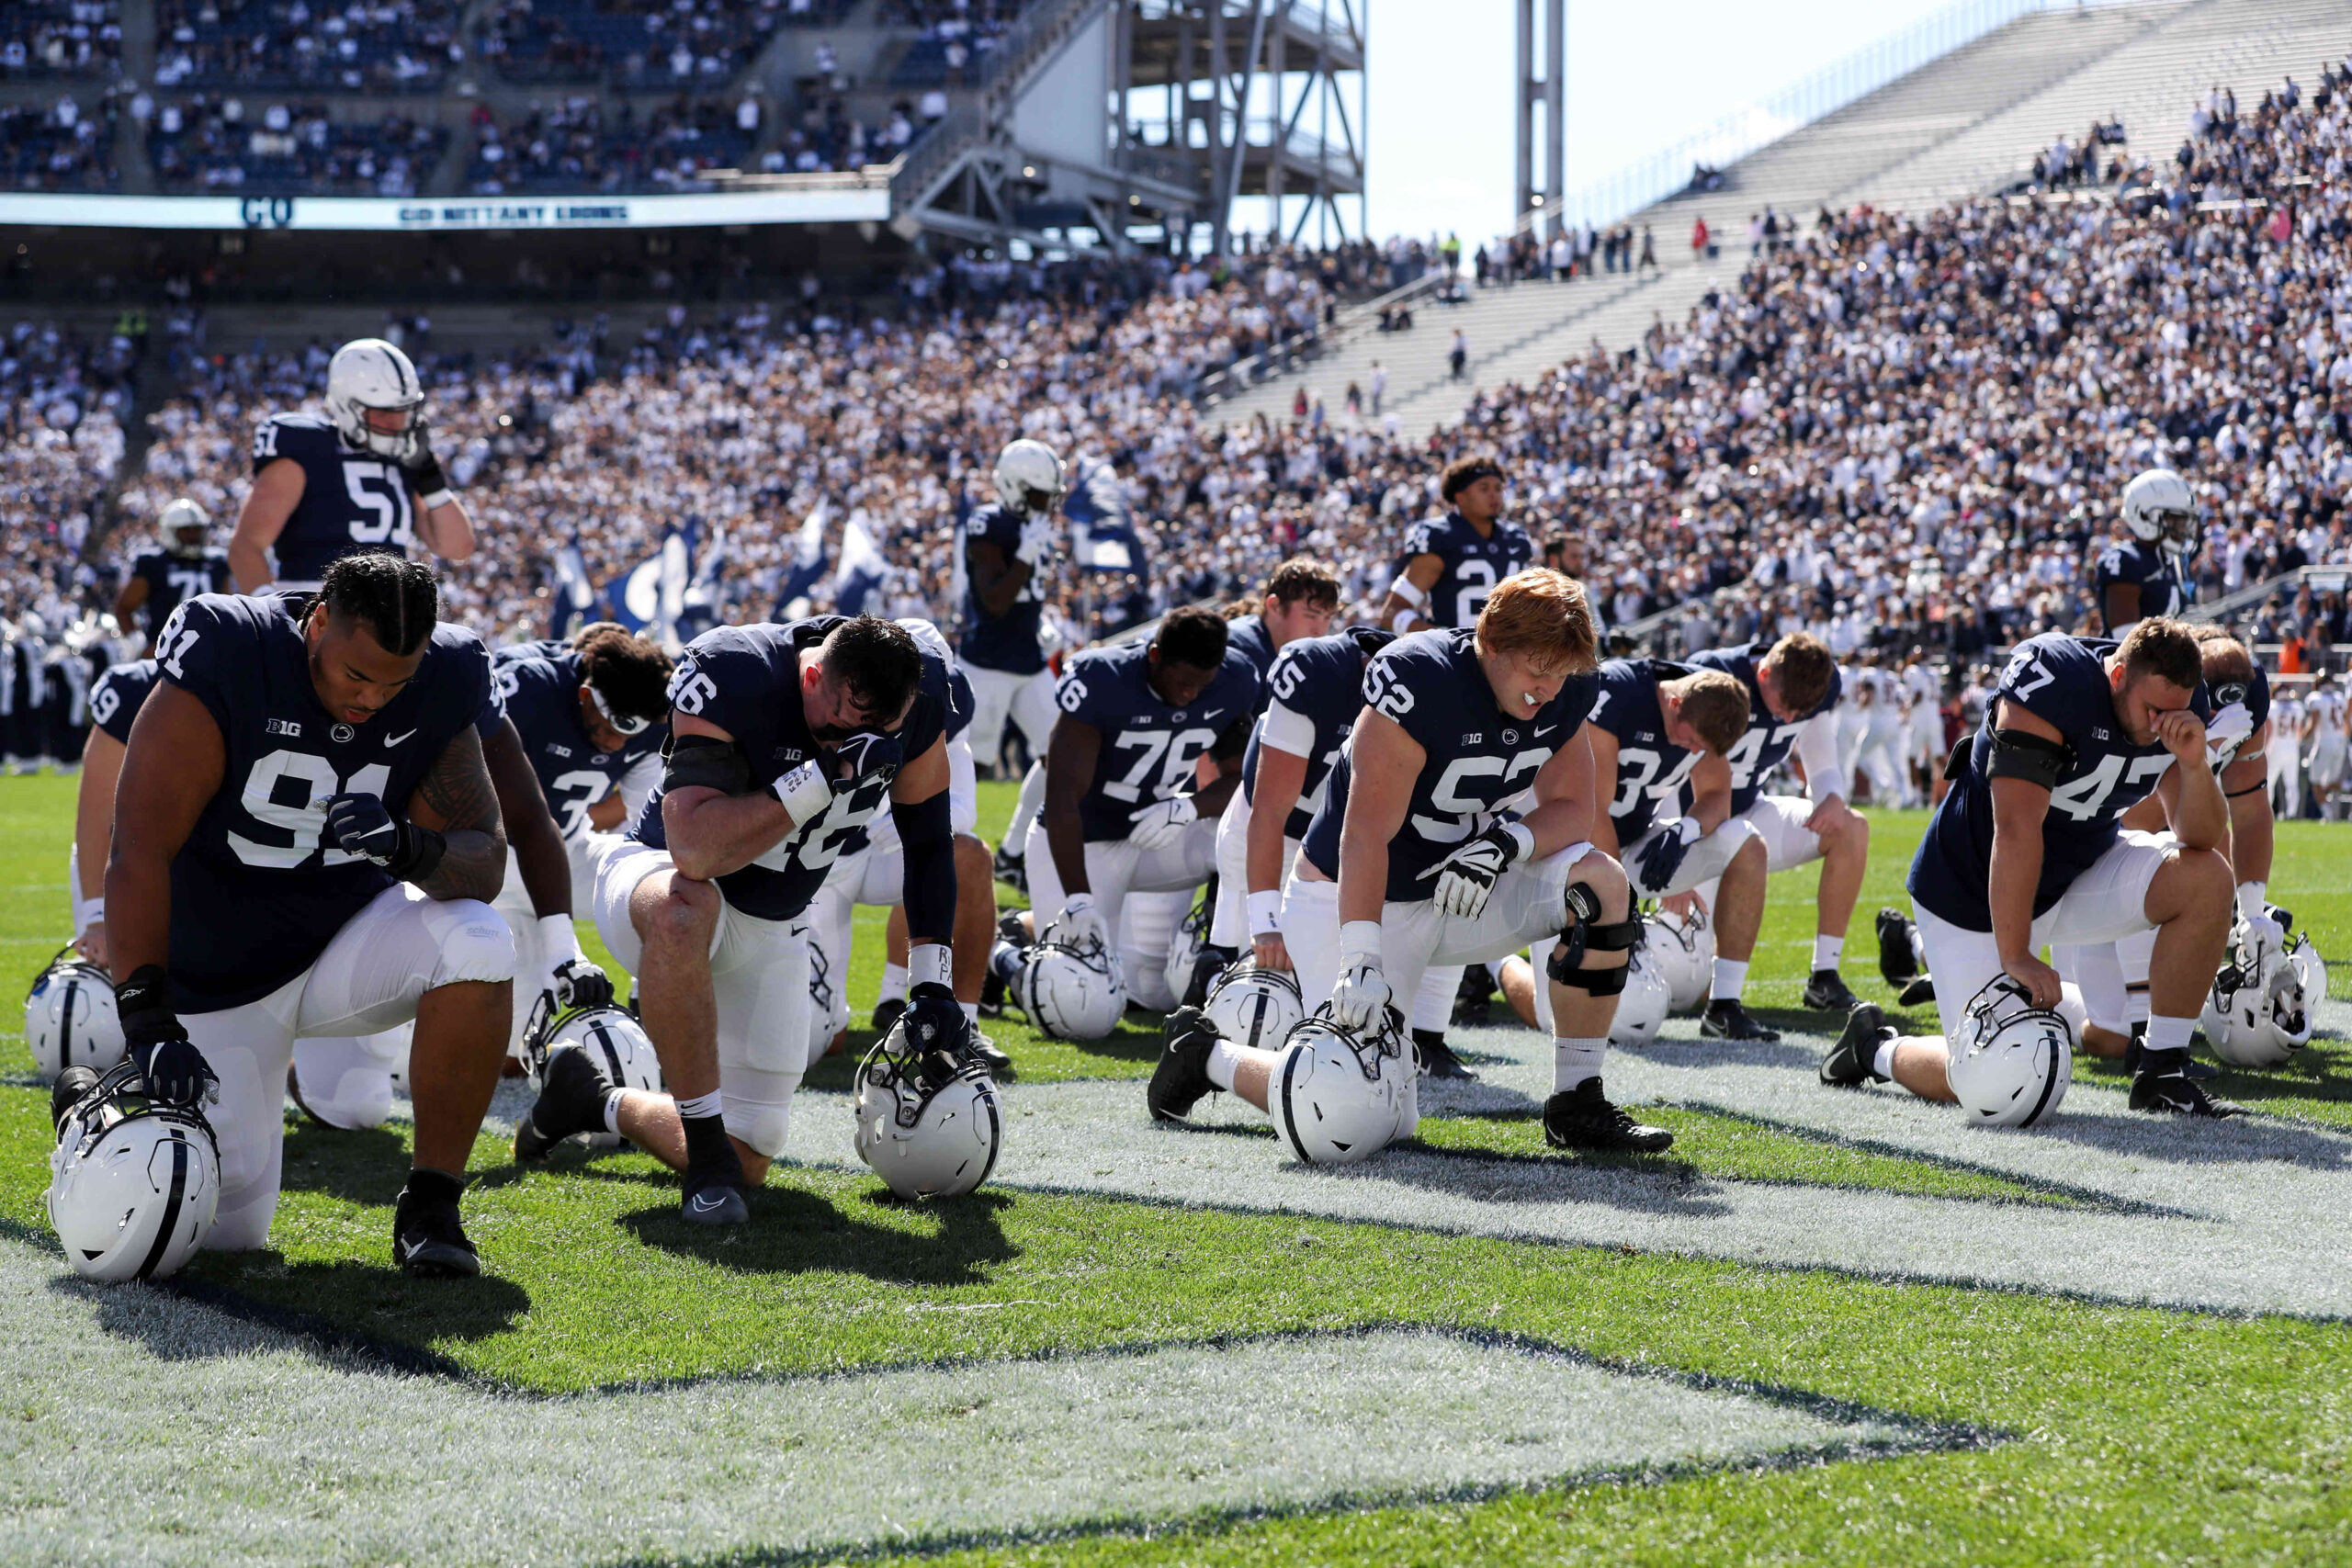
[114, 498, 231, 654]
[1023, 606, 1258, 968]
[1378, 456, 1533, 635]
[100, 556, 516, 1274]
[1686, 631, 1870, 1012]
[2308, 675, 2347, 821]
[526, 615, 966, 1227]
[961, 439, 1064, 891]
[1584, 657, 1778, 1039]
[2096, 468, 2197, 637]
[1266, 569, 1669, 1150]
[229, 337, 477, 594]
[2267, 677, 2304, 819]
[1900, 651, 1944, 806]
[1823, 621, 2237, 1117]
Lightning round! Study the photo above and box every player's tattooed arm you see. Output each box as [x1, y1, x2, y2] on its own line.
[407, 725, 510, 903]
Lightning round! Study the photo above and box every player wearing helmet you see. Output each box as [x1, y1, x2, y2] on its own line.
[113, 498, 231, 654]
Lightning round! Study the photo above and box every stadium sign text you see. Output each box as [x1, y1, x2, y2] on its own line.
[0, 187, 890, 232]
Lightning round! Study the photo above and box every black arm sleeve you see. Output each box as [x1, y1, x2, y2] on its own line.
[662, 732, 753, 795]
[1985, 728, 2072, 790]
[892, 789, 957, 946]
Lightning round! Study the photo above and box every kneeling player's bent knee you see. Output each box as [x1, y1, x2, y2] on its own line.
[723, 1088, 794, 1159]
[639, 874, 720, 953]
[1572, 852, 1630, 921]
[424, 899, 516, 987]
[2160, 843, 2233, 908]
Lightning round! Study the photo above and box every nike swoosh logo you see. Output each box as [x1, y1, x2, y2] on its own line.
[689, 1192, 729, 1213]
[385, 728, 418, 747]
[400, 1237, 427, 1260]
[1534, 725, 1558, 737]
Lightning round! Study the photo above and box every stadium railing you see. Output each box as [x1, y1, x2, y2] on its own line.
[1191, 268, 1444, 409]
[2187, 565, 2352, 627]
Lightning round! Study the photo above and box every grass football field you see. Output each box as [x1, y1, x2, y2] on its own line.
[7, 773, 2352, 1564]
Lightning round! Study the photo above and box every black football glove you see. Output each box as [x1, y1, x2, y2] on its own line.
[323, 793, 447, 883]
[902, 982, 973, 1079]
[552, 956, 614, 1012]
[1633, 820, 1697, 897]
[400, 414, 450, 498]
[116, 964, 217, 1107]
[831, 729, 903, 788]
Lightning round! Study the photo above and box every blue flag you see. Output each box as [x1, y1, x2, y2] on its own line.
[549, 539, 596, 642]
[1063, 455, 1149, 579]
[833, 511, 888, 617]
[774, 502, 830, 617]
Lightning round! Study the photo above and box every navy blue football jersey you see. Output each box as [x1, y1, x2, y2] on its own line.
[490, 643, 668, 840]
[1298, 628, 1599, 901]
[1909, 633, 2209, 930]
[835, 617, 967, 860]
[128, 548, 232, 642]
[1588, 659, 1705, 840]
[629, 618, 948, 920]
[89, 658, 160, 744]
[1244, 630, 1372, 841]
[1400, 512, 1534, 629]
[957, 502, 1046, 675]
[251, 412, 418, 585]
[2095, 537, 2192, 628]
[1687, 640, 1844, 815]
[149, 592, 493, 1012]
[1054, 640, 1261, 842]
[1226, 614, 1277, 694]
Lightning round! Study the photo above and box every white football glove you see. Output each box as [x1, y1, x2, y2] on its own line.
[2241, 912, 2286, 959]
[1425, 820, 1532, 919]
[2204, 701, 2254, 773]
[1331, 958, 1395, 1032]
[1048, 894, 1111, 954]
[1013, 513, 1055, 566]
[1128, 794, 1198, 852]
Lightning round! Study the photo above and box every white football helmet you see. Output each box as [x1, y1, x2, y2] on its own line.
[48, 1060, 220, 1282]
[25, 948, 125, 1085]
[1012, 928, 1126, 1040]
[853, 1021, 1002, 1199]
[1607, 945, 1673, 1046]
[2201, 920, 2311, 1068]
[1163, 896, 1213, 1012]
[2120, 468, 2198, 556]
[1645, 904, 1714, 1013]
[325, 336, 424, 459]
[1948, 976, 2074, 1128]
[1203, 961, 1305, 1051]
[1270, 1006, 1415, 1166]
[158, 496, 211, 559]
[2287, 930, 2327, 1006]
[524, 997, 662, 1150]
[992, 437, 1067, 516]
[806, 933, 849, 1064]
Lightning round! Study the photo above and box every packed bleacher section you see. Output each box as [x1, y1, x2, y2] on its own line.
[0, 320, 136, 633]
[1, 1, 124, 79]
[12, 60, 2352, 714]
[885, 0, 1027, 88]
[0, 96, 119, 189]
[145, 96, 445, 193]
[153, 0, 465, 92]
[467, 96, 746, 193]
[480, 0, 797, 88]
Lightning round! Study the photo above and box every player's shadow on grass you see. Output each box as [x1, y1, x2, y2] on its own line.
[1611, 1031, 1820, 1071]
[617, 1183, 1017, 1286]
[274, 1120, 416, 1208]
[2030, 1102, 2352, 1168]
[1366, 1136, 1730, 1213]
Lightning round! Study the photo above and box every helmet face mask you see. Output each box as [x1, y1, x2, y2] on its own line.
[158, 497, 212, 560]
[48, 1059, 221, 1282]
[853, 1019, 1001, 1200]
[2121, 468, 2199, 558]
[522, 994, 663, 1149]
[2203, 920, 2312, 1067]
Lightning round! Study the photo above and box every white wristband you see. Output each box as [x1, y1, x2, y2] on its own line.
[1390, 608, 1419, 635]
[770, 760, 833, 825]
[1499, 820, 1536, 863]
[2237, 881, 2268, 921]
[1676, 818, 1702, 846]
[1248, 889, 1284, 937]
[1387, 574, 1428, 609]
[1339, 919, 1384, 965]
[81, 896, 103, 925]
[421, 488, 456, 511]
[909, 942, 952, 989]
[537, 912, 583, 968]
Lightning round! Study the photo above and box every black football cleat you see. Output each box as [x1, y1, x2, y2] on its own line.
[990, 840, 1028, 896]
[871, 997, 908, 1035]
[1802, 968, 1864, 1012]
[514, 1045, 613, 1163]
[1700, 998, 1781, 1043]
[1820, 1002, 1893, 1088]
[1413, 1029, 1478, 1081]
[2130, 1051, 2244, 1118]
[2123, 1033, 2218, 1080]
[1897, 976, 1939, 1009]
[969, 1031, 1012, 1076]
[681, 1180, 752, 1225]
[1877, 908, 1920, 986]
[1451, 966, 1495, 1028]
[1148, 1006, 1219, 1122]
[1542, 1078, 1675, 1153]
[49, 1065, 98, 1131]
[392, 1188, 481, 1279]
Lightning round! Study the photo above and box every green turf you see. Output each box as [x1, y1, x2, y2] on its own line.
[14, 774, 2352, 1564]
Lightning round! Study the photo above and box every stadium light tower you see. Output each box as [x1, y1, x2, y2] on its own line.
[1515, 0, 1565, 237]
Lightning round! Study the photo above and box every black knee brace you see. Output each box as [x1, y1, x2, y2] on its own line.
[1546, 881, 1643, 997]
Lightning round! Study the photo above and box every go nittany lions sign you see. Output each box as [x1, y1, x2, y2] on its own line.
[0, 187, 889, 231]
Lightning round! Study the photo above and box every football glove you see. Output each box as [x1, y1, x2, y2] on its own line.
[1426, 820, 1531, 919]
[1013, 513, 1054, 566]
[322, 793, 446, 883]
[1048, 894, 1111, 954]
[901, 982, 971, 1077]
[116, 964, 218, 1107]
[1331, 958, 1395, 1032]
[551, 956, 614, 1012]
[831, 729, 902, 787]
[399, 415, 450, 498]
[1633, 818, 1702, 897]
[1128, 794, 1198, 852]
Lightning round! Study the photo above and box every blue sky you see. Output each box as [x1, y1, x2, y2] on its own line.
[1330, 0, 1963, 244]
